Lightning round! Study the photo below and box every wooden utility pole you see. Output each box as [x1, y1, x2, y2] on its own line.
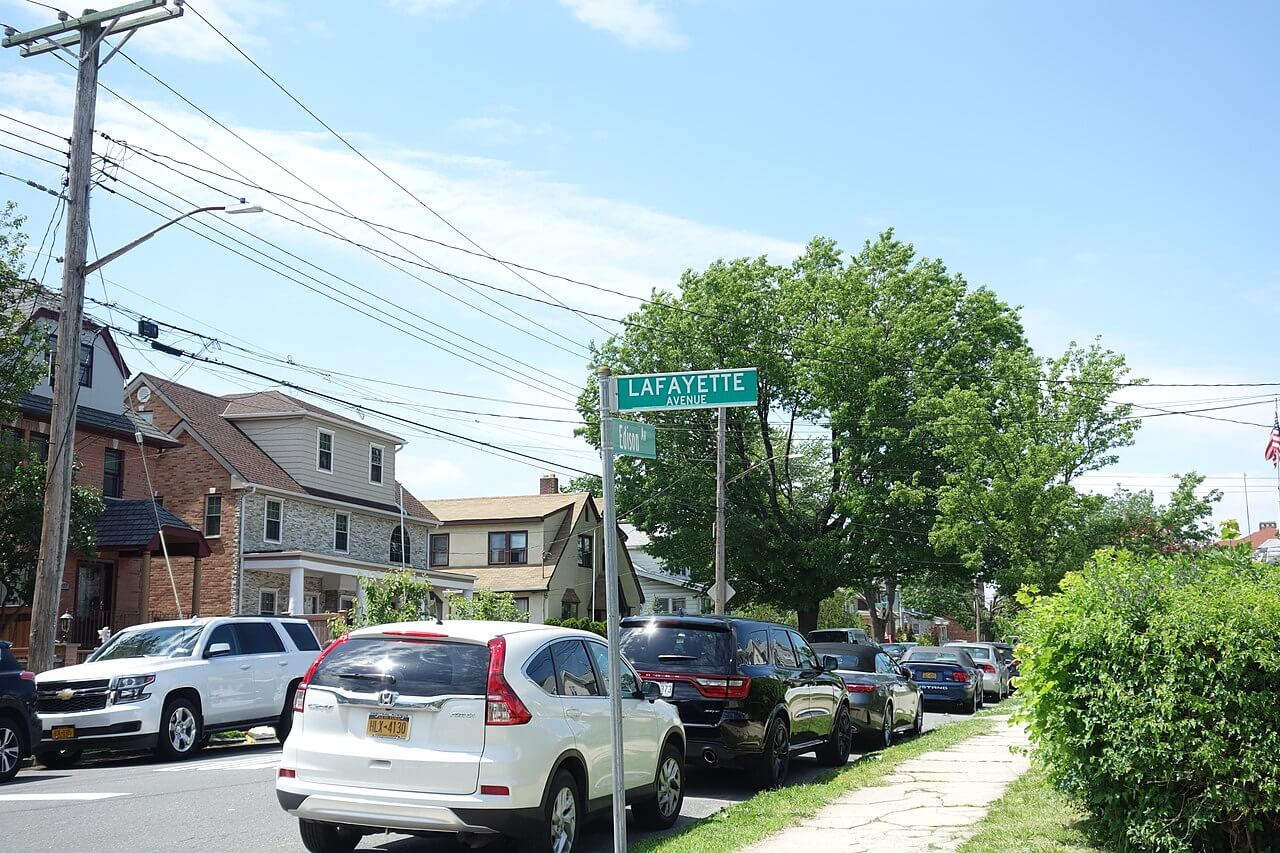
[3, 1, 184, 672]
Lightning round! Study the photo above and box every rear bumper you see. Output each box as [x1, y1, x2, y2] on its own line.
[276, 778, 540, 837]
[914, 682, 972, 704]
[684, 717, 767, 768]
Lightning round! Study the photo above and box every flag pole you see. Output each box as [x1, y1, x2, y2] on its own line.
[1273, 400, 1280, 531]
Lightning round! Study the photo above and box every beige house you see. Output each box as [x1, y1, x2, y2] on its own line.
[425, 476, 643, 623]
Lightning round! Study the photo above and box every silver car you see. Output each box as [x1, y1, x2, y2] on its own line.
[944, 642, 1011, 701]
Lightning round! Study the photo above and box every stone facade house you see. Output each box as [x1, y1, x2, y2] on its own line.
[123, 374, 474, 619]
[424, 475, 643, 623]
[3, 296, 207, 648]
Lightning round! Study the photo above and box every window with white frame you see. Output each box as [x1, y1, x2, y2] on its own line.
[258, 588, 278, 615]
[653, 597, 670, 614]
[671, 597, 687, 614]
[577, 534, 593, 568]
[317, 429, 334, 472]
[333, 512, 349, 553]
[203, 494, 222, 537]
[515, 596, 530, 614]
[304, 594, 320, 615]
[264, 498, 282, 543]
[339, 594, 356, 612]
[369, 444, 384, 484]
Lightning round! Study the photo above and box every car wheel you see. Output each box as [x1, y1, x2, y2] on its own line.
[155, 696, 203, 761]
[275, 682, 300, 743]
[34, 747, 82, 769]
[0, 718, 25, 783]
[632, 742, 685, 830]
[753, 717, 791, 789]
[298, 819, 361, 853]
[816, 705, 853, 766]
[528, 769, 581, 853]
[877, 703, 894, 750]
[910, 700, 924, 737]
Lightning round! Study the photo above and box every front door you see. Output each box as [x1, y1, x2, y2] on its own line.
[74, 561, 114, 646]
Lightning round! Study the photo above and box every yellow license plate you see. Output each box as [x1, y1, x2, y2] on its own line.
[51, 726, 76, 740]
[921, 672, 938, 680]
[366, 713, 410, 740]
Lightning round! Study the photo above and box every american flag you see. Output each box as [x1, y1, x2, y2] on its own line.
[1266, 418, 1280, 468]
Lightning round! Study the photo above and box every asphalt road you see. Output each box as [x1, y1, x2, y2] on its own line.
[0, 710, 970, 852]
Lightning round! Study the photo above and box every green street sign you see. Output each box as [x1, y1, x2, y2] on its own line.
[615, 367, 758, 413]
[611, 419, 656, 459]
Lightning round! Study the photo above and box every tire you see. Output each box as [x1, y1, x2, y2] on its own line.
[34, 747, 82, 769]
[298, 820, 361, 853]
[0, 717, 25, 783]
[275, 682, 300, 743]
[815, 705, 853, 767]
[753, 717, 791, 789]
[526, 769, 581, 853]
[876, 703, 894, 750]
[632, 742, 685, 830]
[154, 696, 203, 761]
[909, 700, 924, 737]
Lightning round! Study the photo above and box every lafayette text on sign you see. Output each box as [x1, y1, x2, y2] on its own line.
[615, 367, 758, 412]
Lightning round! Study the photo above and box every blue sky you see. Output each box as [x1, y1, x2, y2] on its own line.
[1, 0, 1277, 529]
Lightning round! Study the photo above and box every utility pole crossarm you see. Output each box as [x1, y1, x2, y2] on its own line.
[2, 1, 182, 60]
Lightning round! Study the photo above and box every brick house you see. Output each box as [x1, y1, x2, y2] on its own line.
[424, 475, 643, 623]
[123, 374, 474, 620]
[4, 297, 207, 646]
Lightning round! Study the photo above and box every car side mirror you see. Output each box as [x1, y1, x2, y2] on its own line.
[821, 655, 840, 672]
[898, 665, 911, 679]
[205, 642, 231, 658]
[641, 680, 662, 703]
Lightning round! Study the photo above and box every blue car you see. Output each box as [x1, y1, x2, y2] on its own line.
[900, 647, 983, 715]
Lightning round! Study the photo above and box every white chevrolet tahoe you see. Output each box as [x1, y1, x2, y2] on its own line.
[34, 616, 323, 767]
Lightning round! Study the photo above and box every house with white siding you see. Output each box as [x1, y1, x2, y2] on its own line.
[620, 522, 727, 615]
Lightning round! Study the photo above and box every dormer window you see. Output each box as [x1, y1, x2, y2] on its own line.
[369, 444, 384, 484]
[46, 332, 93, 389]
[317, 429, 334, 472]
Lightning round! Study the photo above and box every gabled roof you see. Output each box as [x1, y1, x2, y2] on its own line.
[30, 293, 128, 378]
[426, 492, 586, 524]
[221, 389, 403, 443]
[18, 394, 177, 447]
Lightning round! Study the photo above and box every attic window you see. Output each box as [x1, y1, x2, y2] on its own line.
[317, 429, 334, 472]
[369, 444, 384, 484]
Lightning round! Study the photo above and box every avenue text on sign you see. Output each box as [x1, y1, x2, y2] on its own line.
[615, 368, 758, 412]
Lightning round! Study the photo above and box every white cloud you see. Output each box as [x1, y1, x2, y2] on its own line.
[557, 0, 687, 50]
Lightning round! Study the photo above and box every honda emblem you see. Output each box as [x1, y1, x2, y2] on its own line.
[378, 690, 398, 707]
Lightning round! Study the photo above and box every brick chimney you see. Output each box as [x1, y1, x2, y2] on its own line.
[539, 474, 560, 495]
[1262, 522, 1277, 531]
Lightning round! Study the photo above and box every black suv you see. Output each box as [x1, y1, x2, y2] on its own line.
[0, 640, 39, 783]
[619, 615, 852, 788]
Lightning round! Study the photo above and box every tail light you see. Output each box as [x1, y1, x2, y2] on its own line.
[846, 683, 875, 693]
[950, 671, 969, 682]
[691, 676, 751, 699]
[19, 671, 35, 682]
[979, 663, 996, 674]
[278, 768, 296, 779]
[485, 636, 531, 725]
[293, 633, 349, 714]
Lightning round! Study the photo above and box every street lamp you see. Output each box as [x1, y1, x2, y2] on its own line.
[82, 199, 263, 275]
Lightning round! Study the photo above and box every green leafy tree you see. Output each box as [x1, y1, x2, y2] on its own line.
[448, 589, 529, 622]
[327, 569, 432, 636]
[1086, 472, 1222, 555]
[0, 437, 103, 627]
[1218, 518, 1241, 541]
[561, 474, 602, 494]
[0, 202, 44, 420]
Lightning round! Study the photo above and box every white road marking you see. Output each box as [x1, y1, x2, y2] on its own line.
[154, 752, 281, 772]
[0, 793, 128, 801]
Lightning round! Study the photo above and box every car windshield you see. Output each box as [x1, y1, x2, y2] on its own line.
[620, 622, 732, 672]
[904, 649, 965, 664]
[957, 645, 991, 660]
[92, 625, 204, 661]
[882, 643, 905, 656]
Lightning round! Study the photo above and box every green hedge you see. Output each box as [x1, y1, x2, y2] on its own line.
[545, 617, 607, 637]
[1016, 548, 1280, 852]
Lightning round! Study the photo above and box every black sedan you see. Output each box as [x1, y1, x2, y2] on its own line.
[900, 647, 983, 714]
[0, 641, 39, 783]
[811, 642, 922, 749]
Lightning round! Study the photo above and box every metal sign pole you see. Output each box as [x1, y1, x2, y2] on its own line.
[597, 366, 627, 853]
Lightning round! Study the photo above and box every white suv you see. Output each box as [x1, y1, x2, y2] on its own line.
[34, 616, 322, 767]
[277, 620, 686, 853]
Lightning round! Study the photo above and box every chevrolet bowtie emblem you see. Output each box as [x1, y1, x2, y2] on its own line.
[56, 688, 75, 701]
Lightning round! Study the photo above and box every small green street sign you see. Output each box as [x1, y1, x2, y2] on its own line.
[611, 419, 656, 459]
[615, 367, 758, 413]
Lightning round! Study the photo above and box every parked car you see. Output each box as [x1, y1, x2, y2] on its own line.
[880, 642, 918, 661]
[992, 642, 1019, 686]
[807, 627, 870, 645]
[621, 615, 852, 790]
[278, 620, 685, 853]
[900, 647, 982, 714]
[944, 642, 1011, 702]
[34, 616, 322, 767]
[0, 640, 39, 784]
[811, 642, 922, 748]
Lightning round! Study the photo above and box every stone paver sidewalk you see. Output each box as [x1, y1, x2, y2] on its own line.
[743, 717, 1030, 853]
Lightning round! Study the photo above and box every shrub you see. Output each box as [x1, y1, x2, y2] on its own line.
[328, 569, 432, 636]
[545, 617, 606, 637]
[448, 589, 528, 623]
[1016, 548, 1280, 852]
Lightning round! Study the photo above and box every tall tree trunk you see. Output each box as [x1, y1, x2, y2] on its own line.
[885, 580, 898, 641]
[797, 604, 819, 636]
[863, 583, 884, 642]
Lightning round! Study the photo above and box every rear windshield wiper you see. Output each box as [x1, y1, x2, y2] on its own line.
[334, 671, 396, 684]
[657, 654, 699, 661]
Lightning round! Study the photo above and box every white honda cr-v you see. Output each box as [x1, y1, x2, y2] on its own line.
[276, 620, 686, 853]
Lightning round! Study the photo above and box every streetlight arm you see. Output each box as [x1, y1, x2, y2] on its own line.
[82, 205, 225, 276]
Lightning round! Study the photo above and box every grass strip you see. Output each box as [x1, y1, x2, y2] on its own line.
[633, 713, 1004, 853]
[957, 766, 1103, 853]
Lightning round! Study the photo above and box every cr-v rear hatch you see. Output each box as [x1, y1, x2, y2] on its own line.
[295, 633, 489, 795]
[620, 618, 740, 728]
